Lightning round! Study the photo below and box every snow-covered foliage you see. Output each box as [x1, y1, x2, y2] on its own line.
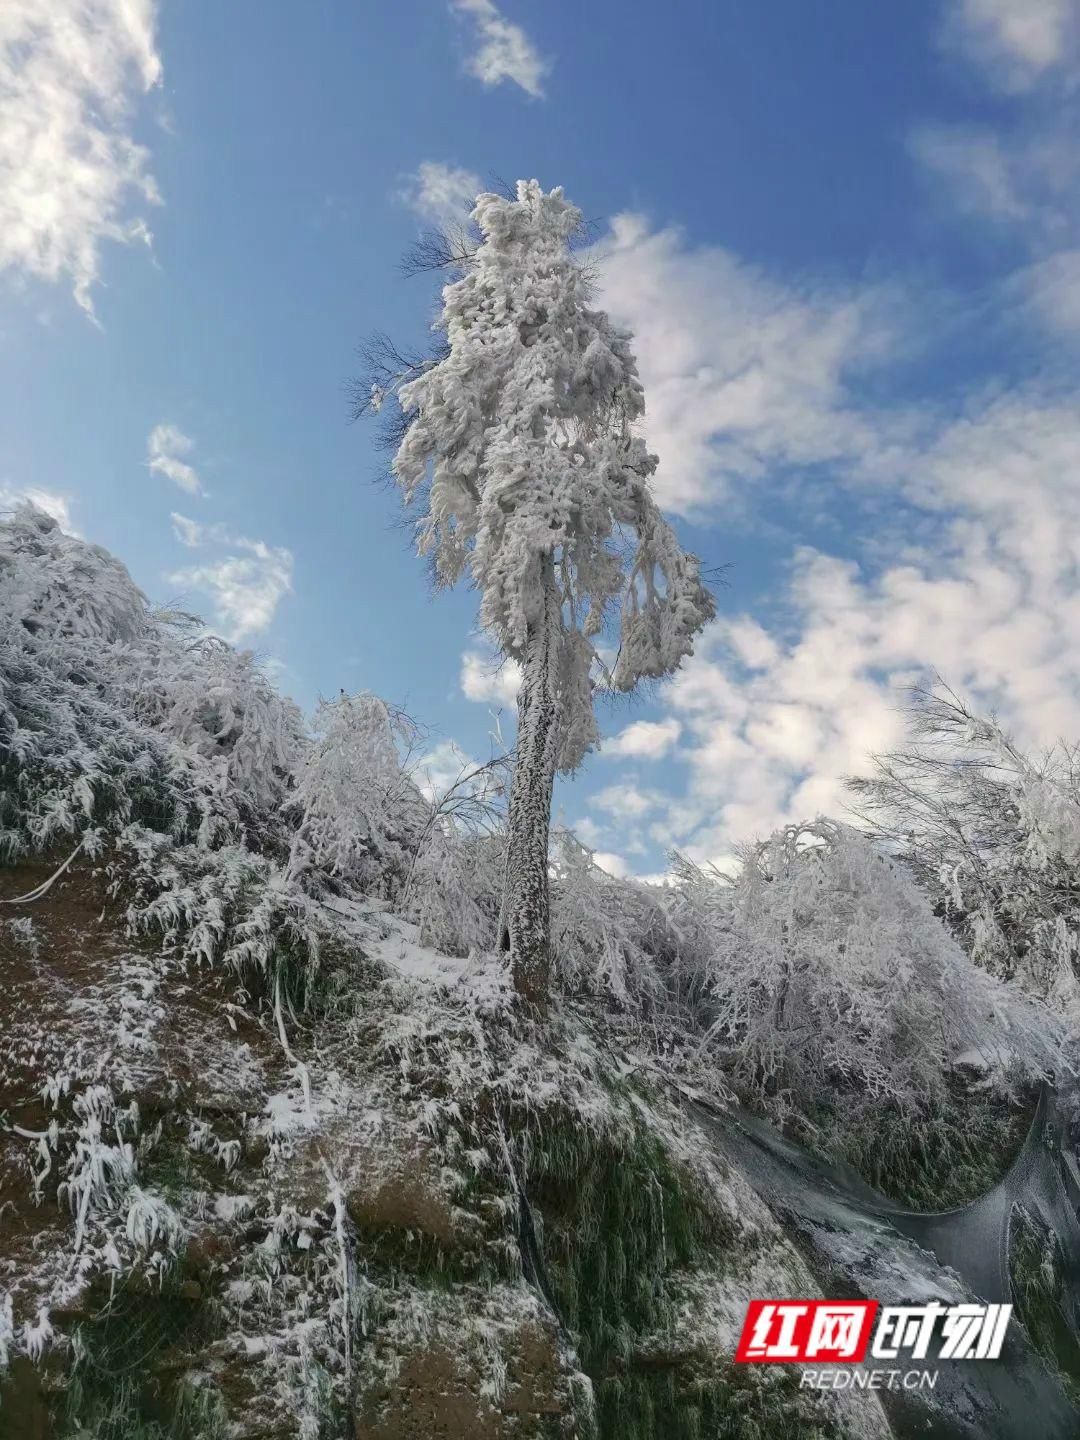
[664, 820, 1060, 1126]
[404, 825, 504, 957]
[0, 506, 440, 984]
[388, 179, 715, 771]
[286, 693, 427, 899]
[0, 504, 305, 864]
[397, 748, 511, 956]
[550, 831, 673, 1004]
[849, 684, 1080, 1018]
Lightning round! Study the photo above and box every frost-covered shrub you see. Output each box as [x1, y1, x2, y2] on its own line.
[668, 820, 1059, 1125]
[0, 505, 305, 862]
[405, 825, 504, 957]
[849, 685, 1080, 1018]
[286, 693, 427, 899]
[126, 837, 324, 976]
[125, 626, 305, 827]
[0, 504, 330, 980]
[550, 832, 674, 1004]
[395, 746, 511, 956]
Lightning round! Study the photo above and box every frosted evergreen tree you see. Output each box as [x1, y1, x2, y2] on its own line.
[368, 180, 714, 1001]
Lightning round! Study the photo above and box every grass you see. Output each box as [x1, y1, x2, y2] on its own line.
[56, 1269, 225, 1440]
[522, 1098, 841, 1440]
[593, 1364, 840, 1440]
[59, 1376, 228, 1440]
[806, 1080, 1034, 1210]
[1010, 1204, 1080, 1405]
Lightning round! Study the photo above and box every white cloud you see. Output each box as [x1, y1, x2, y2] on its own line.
[402, 161, 482, 226]
[910, 8, 1080, 350]
[908, 120, 1080, 246]
[148, 425, 201, 496]
[450, 0, 549, 97]
[168, 517, 293, 643]
[1019, 247, 1080, 332]
[592, 851, 629, 879]
[598, 213, 900, 516]
[603, 717, 681, 760]
[0, 484, 75, 532]
[593, 784, 658, 821]
[638, 390, 1080, 865]
[461, 646, 521, 707]
[0, 0, 162, 316]
[574, 190, 1080, 864]
[170, 512, 206, 547]
[569, 815, 603, 848]
[415, 739, 477, 801]
[907, 125, 1031, 224]
[941, 0, 1079, 92]
[582, 61, 1080, 869]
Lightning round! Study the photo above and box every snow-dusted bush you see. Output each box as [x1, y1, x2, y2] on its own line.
[849, 684, 1080, 1017]
[397, 748, 511, 956]
[286, 693, 427, 899]
[405, 825, 504, 957]
[0, 505, 305, 863]
[668, 820, 1059, 1123]
[126, 627, 305, 827]
[550, 832, 674, 1004]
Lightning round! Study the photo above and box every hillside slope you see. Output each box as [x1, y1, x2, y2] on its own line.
[1, 505, 1075, 1439]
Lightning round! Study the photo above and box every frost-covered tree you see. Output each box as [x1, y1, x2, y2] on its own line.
[366, 180, 714, 1001]
[848, 683, 1080, 1019]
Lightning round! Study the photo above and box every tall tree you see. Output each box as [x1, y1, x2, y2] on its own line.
[369, 180, 714, 1002]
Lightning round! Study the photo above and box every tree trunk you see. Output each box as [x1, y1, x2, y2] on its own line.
[500, 554, 560, 1005]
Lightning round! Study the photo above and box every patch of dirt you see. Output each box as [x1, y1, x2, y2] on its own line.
[354, 1316, 573, 1439]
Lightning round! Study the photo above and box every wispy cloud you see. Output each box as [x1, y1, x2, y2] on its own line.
[907, 124, 1032, 224]
[0, 0, 163, 317]
[908, 119, 1079, 242]
[449, 0, 549, 98]
[910, 2, 1080, 333]
[401, 160, 482, 226]
[940, 0, 1079, 92]
[1019, 247, 1080, 332]
[168, 512, 293, 643]
[148, 424, 202, 496]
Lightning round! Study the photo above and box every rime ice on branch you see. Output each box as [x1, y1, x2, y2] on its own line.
[388, 180, 714, 1000]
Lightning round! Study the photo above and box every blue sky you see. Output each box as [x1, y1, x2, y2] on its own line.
[2, 0, 1079, 878]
